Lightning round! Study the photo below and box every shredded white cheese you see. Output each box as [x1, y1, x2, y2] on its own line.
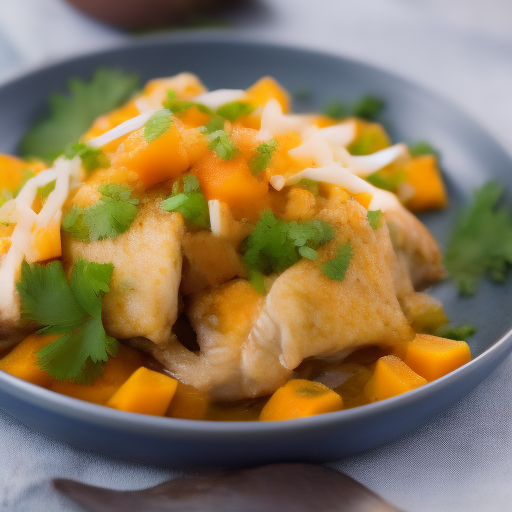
[257, 99, 309, 142]
[304, 121, 356, 149]
[87, 110, 156, 149]
[194, 89, 245, 110]
[208, 199, 222, 237]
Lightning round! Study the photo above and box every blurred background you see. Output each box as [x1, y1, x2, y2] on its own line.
[0, 0, 511, 155]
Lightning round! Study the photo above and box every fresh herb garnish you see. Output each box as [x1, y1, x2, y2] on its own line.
[201, 115, 225, 135]
[20, 68, 139, 163]
[37, 181, 56, 198]
[249, 140, 278, 176]
[17, 259, 117, 383]
[65, 142, 110, 173]
[409, 141, 439, 158]
[206, 130, 239, 160]
[435, 324, 476, 341]
[323, 95, 385, 121]
[161, 175, 209, 228]
[144, 109, 173, 143]
[216, 101, 256, 122]
[367, 210, 384, 230]
[444, 181, 512, 295]
[242, 210, 334, 279]
[366, 168, 406, 192]
[63, 183, 139, 242]
[321, 242, 354, 281]
[295, 178, 319, 195]
[162, 90, 213, 115]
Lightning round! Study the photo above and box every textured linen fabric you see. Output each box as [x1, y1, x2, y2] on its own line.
[0, 1, 511, 511]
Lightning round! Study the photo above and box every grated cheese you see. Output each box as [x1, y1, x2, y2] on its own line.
[194, 89, 245, 110]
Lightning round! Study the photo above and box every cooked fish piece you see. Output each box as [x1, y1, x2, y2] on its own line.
[62, 193, 184, 347]
[384, 206, 445, 290]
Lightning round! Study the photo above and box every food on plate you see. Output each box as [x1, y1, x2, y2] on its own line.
[0, 71, 473, 421]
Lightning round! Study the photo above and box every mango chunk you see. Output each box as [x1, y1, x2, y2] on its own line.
[107, 367, 178, 416]
[364, 355, 427, 402]
[0, 333, 58, 387]
[403, 155, 448, 212]
[404, 334, 471, 381]
[166, 382, 209, 420]
[51, 344, 146, 405]
[246, 76, 290, 113]
[28, 218, 62, 263]
[260, 379, 343, 421]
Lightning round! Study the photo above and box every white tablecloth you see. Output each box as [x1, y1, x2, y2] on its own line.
[0, 1, 511, 510]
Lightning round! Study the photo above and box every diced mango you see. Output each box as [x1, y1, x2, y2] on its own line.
[166, 382, 209, 420]
[403, 155, 448, 212]
[364, 355, 427, 402]
[28, 218, 62, 263]
[246, 76, 291, 113]
[111, 123, 189, 189]
[264, 131, 303, 180]
[191, 152, 268, 221]
[51, 344, 146, 405]
[0, 333, 59, 387]
[181, 128, 210, 166]
[107, 367, 178, 416]
[354, 192, 373, 210]
[0, 154, 28, 192]
[404, 334, 471, 381]
[230, 126, 260, 162]
[174, 105, 212, 129]
[260, 379, 343, 421]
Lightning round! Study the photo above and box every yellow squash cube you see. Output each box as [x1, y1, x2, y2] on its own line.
[404, 334, 471, 381]
[107, 367, 178, 416]
[260, 379, 343, 421]
[364, 355, 427, 402]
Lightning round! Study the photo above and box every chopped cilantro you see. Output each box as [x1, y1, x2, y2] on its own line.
[352, 96, 385, 121]
[207, 130, 238, 160]
[62, 183, 139, 242]
[242, 210, 334, 278]
[321, 242, 354, 281]
[435, 324, 476, 341]
[201, 115, 225, 135]
[161, 175, 209, 228]
[409, 141, 439, 158]
[17, 259, 117, 383]
[37, 181, 56, 199]
[216, 101, 256, 122]
[444, 181, 512, 295]
[324, 95, 385, 122]
[366, 168, 406, 192]
[296, 178, 319, 195]
[65, 142, 110, 173]
[162, 90, 213, 115]
[20, 68, 139, 163]
[144, 109, 173, 143]
[367, 210, 384, 230]
[250, 140, 278, 176]
[248, 269, 266, 295]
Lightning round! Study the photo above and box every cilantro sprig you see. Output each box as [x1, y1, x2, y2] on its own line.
[296, 178, 319, 195]
[162, 90, 213, 115]
[367, 210, 384, 230]
[17, 259, 117, 383]
[444, 181, 512, 295]
[144, 109, 173, 143]
[216, 101, 256, 122]
[435, 324, 476, 341]
[321, 242, 354, 281]
[409, 141, 439, 158]
[161, 175, 209, 228]
[323, 95, 385, 121]
[250, 140, 278, 176]
[65, 142, 110, 173]
[242, 210, 334, 290]
[63, 183, 139, 242]
[206, 130, 238, 160]
[20, 68, 139, 163]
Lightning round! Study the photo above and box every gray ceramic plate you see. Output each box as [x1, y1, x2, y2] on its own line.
[0, 35, 511, 467]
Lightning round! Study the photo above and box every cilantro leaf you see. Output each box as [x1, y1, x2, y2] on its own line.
[323, 101, 348, 120]
[250, 140, 278, 176]
[17, 259, 117, 383]
[367, 210, 384, 230]
[144, 109, 173, 143]
[37, 181, 56, 198]
[366, 168, 406, 192]
[216, 101, 256, 122]
[444, 181, 512, 295]
[200, 115, 225, 135]
[242, 210, 334, 277]
[162, 90, 213, 115]
[409, 141, 439, 158]
[352, 96, 385, 121]
[161, 175, 209, 228]
[62, 183, 139, 242]
[65, 142, 110, 173]
[296, 178, 319, 195]
[435, 324, 476, 341]
[248, 269, 266, 295]
[20, 68, 139, 163]
[321, 242, 354, 281]
[207, 130, 238, 160]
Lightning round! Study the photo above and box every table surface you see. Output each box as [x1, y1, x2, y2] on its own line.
[0, 1, 511, 511]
